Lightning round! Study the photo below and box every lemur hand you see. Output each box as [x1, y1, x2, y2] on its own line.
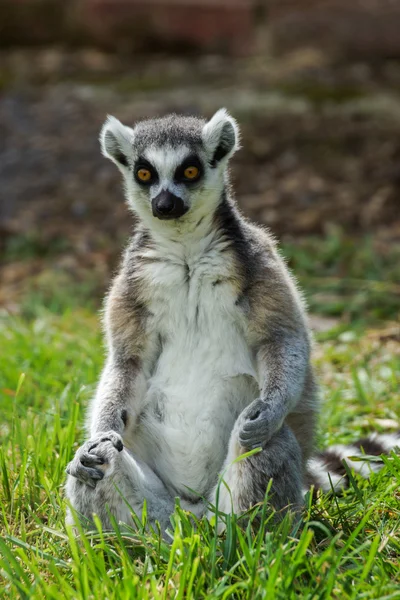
[66, 431, 123, 488]
[237, 399, 282, 450]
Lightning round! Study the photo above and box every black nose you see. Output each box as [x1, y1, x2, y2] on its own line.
[152, 191, 187, 220]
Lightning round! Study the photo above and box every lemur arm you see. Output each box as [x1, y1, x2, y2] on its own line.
[87, 270, 147, 438]
[66, 268, 146, 485]
[88, 354, 140, 436]
[239, 251, 311, 449]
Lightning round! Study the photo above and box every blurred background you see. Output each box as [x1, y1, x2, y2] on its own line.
[2, 5, 400, 584]
[1, 0, 399, 330]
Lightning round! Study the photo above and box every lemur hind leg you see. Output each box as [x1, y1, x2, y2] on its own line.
[65, 433, 176, 532]
[209, 422, 303, 527]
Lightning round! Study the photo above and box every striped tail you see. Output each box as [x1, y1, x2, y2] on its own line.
[305, 432, 400, 493]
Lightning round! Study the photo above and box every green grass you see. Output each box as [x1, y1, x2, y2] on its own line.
[1, 235, 399, 599]
[284, 230, 400, 322]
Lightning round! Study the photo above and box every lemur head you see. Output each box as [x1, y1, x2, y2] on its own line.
[100, 109, 239, 227]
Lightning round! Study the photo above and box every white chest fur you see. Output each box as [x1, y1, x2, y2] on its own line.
[130, 235, 259, 498]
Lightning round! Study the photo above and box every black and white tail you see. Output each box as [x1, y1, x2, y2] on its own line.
[305, 432, 400, 493]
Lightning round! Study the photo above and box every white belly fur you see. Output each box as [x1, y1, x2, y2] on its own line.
[129, 242, 259, 499]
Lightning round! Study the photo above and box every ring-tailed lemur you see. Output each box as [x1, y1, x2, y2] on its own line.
[65, 109, 400, 533]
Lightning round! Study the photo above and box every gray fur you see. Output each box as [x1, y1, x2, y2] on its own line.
[66, 437, 177, 533]
[66, 108, 318, 534]
[132, 115, 205, 155]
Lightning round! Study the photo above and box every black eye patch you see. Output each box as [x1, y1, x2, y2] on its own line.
[133, 157, 159, 186]
[174, 155, 203, 184]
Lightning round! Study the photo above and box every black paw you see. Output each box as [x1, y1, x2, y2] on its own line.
[237, 400, 276, 450]
[66, 431, 123, 488]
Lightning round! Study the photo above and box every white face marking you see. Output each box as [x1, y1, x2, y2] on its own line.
[119, 137, 228, 236]
[144, 145, 191, 200]
[101, 111, 240, 238]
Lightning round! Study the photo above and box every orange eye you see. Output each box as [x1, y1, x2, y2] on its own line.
[183, 166, 200, 180]
[137, 168, 152, 182]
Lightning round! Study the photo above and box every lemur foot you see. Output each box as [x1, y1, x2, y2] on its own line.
[66, 431, 123, 488]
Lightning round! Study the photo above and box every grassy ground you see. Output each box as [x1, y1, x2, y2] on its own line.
[0, 234, 399, 599]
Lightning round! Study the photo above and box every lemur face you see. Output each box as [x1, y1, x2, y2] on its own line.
[100, 110, 240, 224]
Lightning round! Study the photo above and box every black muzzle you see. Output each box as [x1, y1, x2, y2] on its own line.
[152, 191, 187, 220]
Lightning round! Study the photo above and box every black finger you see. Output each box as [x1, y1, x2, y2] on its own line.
[79, 466, 104, 480]
[96, 435, 123, 452]
[241, 425, 259, 436]
[249, 410, 261, 420]
[71, 465, 104, 483]
[102, 435, 123, 452]
[239, 434, 254, 446]
[80, 453, 105, 467]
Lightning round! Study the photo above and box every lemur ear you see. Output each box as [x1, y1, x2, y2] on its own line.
[202, 108, 240, 167]
[100, 116, 134, 168]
